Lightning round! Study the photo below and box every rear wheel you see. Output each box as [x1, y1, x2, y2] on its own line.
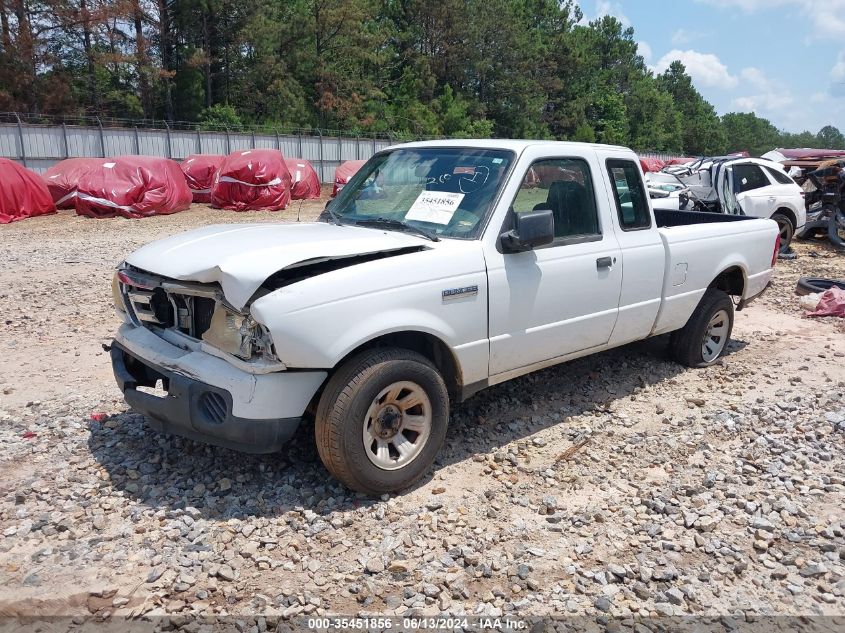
[315, 347, 449, 495]
[671, 288, 734, 368]
[771, 212, 794, 253]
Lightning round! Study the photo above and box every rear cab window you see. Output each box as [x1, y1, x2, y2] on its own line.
[606, 159, 652, 230]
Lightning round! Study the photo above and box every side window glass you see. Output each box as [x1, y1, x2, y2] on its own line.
[733, 165, 769, 192]
[764, 166, 794, 185]
[606, 159, 651, 230]
[511, 159, 600, 239]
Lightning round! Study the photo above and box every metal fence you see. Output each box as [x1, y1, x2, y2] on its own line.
[0, 112, 685, 180]
[0, 112, 396, 182]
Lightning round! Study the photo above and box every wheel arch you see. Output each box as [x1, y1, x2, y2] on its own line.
[709, 265, 746, 300]
[772, 206, 797, 230]
[316, 330, 463, 406]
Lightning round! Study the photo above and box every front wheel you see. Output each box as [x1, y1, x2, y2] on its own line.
[315, 347, 449, 495]
[671, 288, 735, 368]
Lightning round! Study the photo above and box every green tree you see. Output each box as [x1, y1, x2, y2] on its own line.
[590, 89, 628, 145]
[626, 77, 683, 152]
[816, 125, 845, 149]
[658, 60, 726, 155]
[721, 112, 781, 156]
[198, 103, 242, 129]
[781, 130, 817, 148]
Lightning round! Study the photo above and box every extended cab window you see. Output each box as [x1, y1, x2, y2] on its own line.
[732, 164, 769, 192]
[607, 159, 651, 230]
[511, 159, 600, 239]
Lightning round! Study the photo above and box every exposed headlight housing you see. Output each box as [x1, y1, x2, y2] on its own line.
[200, 305, 277, 362]
[202, 306, 255, 359]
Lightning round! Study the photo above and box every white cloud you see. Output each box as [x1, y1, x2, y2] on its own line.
[577, 1, 631, 27]
[697, 0, 787, 10]
[637, 41, 653, 63]
[654, 49, 738, 89]
[671, 29, 704, 46]
[595, 1, 631, 27]
[831, 51, 845, 97]
[710, 63, 845, 131]
[732, 67, 794, 114]
[775, 90, 845, 132]
[832, 51, 845, 82]
[740, 67, 771, 92]
[696, 0, 845, 39]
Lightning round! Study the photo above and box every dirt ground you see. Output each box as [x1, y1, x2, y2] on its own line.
[0, 194, 843, 623]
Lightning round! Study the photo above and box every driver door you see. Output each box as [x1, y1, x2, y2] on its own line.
[486, 154, 623, 377]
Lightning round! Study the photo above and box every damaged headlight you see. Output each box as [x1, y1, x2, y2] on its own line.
[201, 305, 274, 361]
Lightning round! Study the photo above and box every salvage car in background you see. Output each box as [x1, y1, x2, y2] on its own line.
[795, 159, 845, 249]
[665, 157, 804, 252]
[109, 140, 779, 495]
[645, 171, 692, 210]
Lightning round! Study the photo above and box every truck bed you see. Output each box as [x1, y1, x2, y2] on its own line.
[654, 209, 754, 227]
[650, 211, 777, 337]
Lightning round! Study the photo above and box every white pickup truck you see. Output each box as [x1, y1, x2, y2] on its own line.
[110, 140, 779, 494]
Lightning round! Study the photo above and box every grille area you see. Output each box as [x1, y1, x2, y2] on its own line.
[126, 289, 161, 325]
[119, 269, 220, 340]
[199, 391, 227, 425]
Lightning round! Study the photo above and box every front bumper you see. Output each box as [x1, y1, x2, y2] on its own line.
[110, 325, 327, 453]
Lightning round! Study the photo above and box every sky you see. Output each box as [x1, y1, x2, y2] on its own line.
[576, 0, 845, 134]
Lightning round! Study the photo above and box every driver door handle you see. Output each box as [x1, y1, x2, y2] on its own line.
[596, 256, 614, 269]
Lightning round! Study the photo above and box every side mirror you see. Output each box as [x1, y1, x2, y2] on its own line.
[501, 208, 554, 252]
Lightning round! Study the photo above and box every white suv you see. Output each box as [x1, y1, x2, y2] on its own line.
[667, 157, 805, 251]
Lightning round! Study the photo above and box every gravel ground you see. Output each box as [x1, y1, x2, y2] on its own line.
[0, 199, 844, 623]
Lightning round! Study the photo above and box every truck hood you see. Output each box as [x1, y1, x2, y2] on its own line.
[124, 222, 430, 309]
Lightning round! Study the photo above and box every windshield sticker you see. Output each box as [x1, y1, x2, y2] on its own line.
[453, 166, 475, 175]
[406, 191, 465, 224]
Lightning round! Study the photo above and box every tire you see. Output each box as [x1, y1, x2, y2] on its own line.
[671, 288, 734, 368]
[315, 347, 449, 495]
[829, 207, 845, 250]
[771, 212, 794, 253]
[795, 276, 845, 296]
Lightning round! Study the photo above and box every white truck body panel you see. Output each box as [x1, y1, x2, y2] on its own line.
[113, 140, 779, 449]
[249, 239, 492, 386]
[126, 222, 427, 310]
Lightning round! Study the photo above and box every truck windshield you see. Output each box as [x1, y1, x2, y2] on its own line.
[327, 148, 514, 239]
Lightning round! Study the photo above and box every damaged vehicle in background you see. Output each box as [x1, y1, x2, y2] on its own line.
[771, 154, 845, 250]
[108, 140, 779, 495]
[644, 171, 693, 210]
[662, 157, 804, 253]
